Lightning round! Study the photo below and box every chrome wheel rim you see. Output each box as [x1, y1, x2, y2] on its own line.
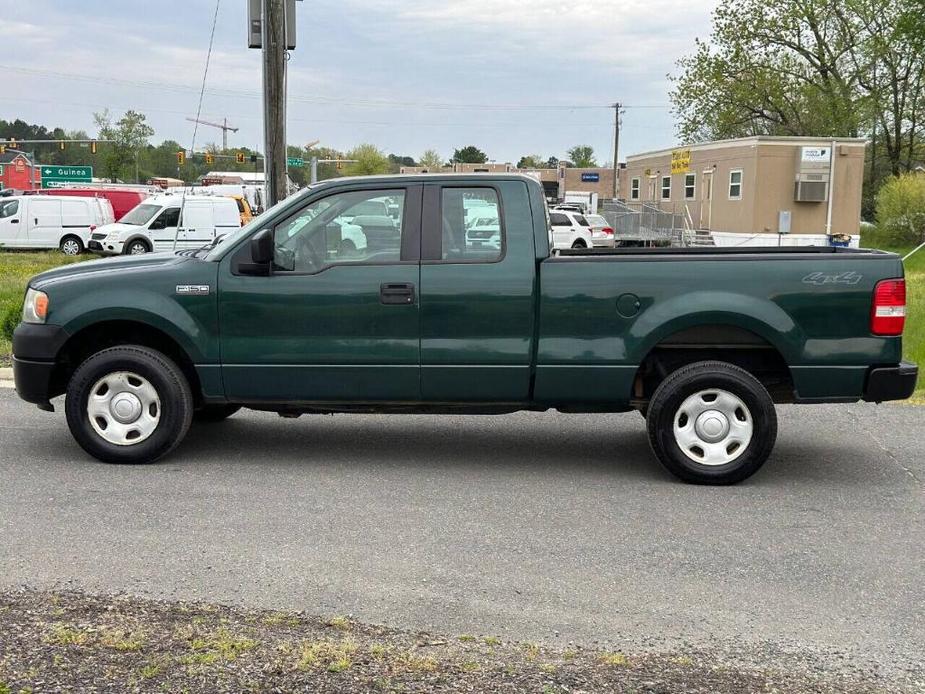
[87, 371, 161, 446]
[61, 239, 80, 255]
[673, 388, 753, 466]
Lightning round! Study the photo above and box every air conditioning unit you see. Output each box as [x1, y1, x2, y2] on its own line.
[794, 146, 831, 202]
[794, 174, 829, 202]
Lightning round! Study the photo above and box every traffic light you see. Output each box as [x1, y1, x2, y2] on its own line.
[8, 138, 15, 149]
[336, 161, 343, 171]
[58, 141, 66, 151]
[177, 150, 186, 165]
[90, 140, 97, 154]
[235, 152, 245, 164]
[0, 144, 5, 154]
[205, 153, 214, 165]
[249, 154, 258, 163]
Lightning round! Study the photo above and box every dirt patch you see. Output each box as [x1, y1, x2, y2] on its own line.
[0, 589, 914, 693]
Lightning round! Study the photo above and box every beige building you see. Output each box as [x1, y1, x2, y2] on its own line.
[619, 136, 866, 246]
[400, 163, 618, 202]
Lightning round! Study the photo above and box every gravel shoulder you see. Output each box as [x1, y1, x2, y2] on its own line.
[0, 589, 919, 694]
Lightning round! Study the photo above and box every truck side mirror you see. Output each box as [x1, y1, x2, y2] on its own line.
[250, 228, 274, 264]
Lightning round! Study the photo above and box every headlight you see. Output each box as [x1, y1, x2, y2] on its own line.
[22, 287, 49, 324]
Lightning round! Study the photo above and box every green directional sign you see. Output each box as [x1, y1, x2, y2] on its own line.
[41, 165, 93, 189]
[286, 157, 304, 168]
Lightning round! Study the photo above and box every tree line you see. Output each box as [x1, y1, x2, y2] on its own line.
[1, 116, 602, 189]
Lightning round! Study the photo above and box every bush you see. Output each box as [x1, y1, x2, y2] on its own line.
[876, 173, 925, 245]
[1, 299, 23, 343]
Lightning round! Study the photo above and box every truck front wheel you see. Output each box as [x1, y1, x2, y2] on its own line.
[65, 345, 194, 464]
[646, 361, 777, 485]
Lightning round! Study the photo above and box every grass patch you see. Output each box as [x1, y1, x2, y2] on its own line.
[0, 251, 88, 357]
[296, 638, 356, 672]
[45, 623, 90, 646]
[326, 615, 351, 631]
[99, 628, 145, 652]
[481, 636, 500, 647]
[187, 627, 257, 663]
[599, 652, 630, 667]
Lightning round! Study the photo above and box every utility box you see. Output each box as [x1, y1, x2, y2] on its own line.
[794, 146, 830, 202]
[778, 210, 791, 234]
[248, 0, 298, 49]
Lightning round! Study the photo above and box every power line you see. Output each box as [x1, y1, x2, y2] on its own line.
[0, 63, 618, 112]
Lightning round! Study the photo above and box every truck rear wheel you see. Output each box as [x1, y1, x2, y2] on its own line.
[646, 361, 777, 484]
[65, 345, 194, 464]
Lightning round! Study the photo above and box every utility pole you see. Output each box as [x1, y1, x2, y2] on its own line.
[611, 102, 622, 200]
[262, 0, 287, 207]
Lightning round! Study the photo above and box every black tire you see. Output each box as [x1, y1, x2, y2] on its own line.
[59, 235, 84, 256]
[571, 240, 587, 249]
[65, 345, 194, 464]
[125, 239, 151, 255]
[193, 404, 241, 422]
[646, 360, 777, 485]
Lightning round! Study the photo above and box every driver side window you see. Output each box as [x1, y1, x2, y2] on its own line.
[149, 207, 180, 230]
[273, 189, 406, 273]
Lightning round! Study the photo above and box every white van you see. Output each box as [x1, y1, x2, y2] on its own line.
[0, 195, 115, 255]
[89, 194, 241, 255]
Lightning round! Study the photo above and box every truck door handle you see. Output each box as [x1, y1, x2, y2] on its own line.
[379, 282, 415, 305]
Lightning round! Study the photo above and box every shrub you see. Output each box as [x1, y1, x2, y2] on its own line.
[876, 173, 925, 245]
[1, 300, 22, 343]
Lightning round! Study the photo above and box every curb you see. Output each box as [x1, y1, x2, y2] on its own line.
[0, 367, 11, 380]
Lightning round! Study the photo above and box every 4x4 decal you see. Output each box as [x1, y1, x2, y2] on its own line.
[802, 271, 863, 286]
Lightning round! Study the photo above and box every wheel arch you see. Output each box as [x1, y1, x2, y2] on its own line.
[632, 322, 796, 404]
[50, 319, 203, 405]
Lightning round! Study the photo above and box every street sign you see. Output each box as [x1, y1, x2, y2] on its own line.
[581, 172, 600, 182]
[287, 156, 304, 168]
[40, 165, 92, 189]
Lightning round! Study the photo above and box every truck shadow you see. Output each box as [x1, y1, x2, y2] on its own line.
[178, 412, 669, 481]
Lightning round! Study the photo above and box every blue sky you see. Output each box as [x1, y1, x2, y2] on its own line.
[2, 0, 716, 164]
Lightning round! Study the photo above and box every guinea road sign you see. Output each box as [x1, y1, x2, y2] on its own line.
[41, 165, 93, 189]
[286, 157, 304, 168]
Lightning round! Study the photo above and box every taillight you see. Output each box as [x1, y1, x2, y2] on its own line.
[602, 227, 614, 235]
[871, 279, 906, 336]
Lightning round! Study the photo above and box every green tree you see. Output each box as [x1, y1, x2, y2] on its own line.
[566, 145, 596, 167]
[545, 156, 560, 169]
[452, 145, 488, 164]
[344, 143, 390, 176]
[876, 173, 925, 243]
[516, 154, 545, 169]
[419, 149, 444, 170]
[93, 109, 155, 182]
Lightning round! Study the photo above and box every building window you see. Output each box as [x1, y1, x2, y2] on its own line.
[661, 175, 671, 200]
[729, 169, 743, 200]
[630, 177, 640, 200]
[684, 173, 696, 200]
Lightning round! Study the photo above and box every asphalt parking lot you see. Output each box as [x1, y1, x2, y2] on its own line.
[1, 388, 922, 680]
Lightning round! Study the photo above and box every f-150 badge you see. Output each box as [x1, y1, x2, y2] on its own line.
[802, 271, 862, 286]
[176, 285, 210, 295]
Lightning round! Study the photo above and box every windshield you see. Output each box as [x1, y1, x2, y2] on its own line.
[120, 203, 162, 226]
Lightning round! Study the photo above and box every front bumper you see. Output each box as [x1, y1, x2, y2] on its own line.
[88, 239, 123, 255]
[863, 361, 918, 402]
[12, 323, 70, 408]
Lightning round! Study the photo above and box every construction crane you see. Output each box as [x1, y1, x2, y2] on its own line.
[186, 117, 239, 151]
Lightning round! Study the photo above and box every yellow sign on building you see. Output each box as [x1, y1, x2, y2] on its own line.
[671, 148, 691, 175]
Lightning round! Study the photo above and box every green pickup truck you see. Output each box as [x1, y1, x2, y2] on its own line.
[12, 174, 918, 484]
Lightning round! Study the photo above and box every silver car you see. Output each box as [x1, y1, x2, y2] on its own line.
[584, 214, 615, 248]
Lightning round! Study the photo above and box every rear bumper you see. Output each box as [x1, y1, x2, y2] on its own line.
[863, 361, 918, 402]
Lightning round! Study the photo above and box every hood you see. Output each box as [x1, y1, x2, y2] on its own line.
[30, 252, 190, 289]
[96, 222, 143, 236]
